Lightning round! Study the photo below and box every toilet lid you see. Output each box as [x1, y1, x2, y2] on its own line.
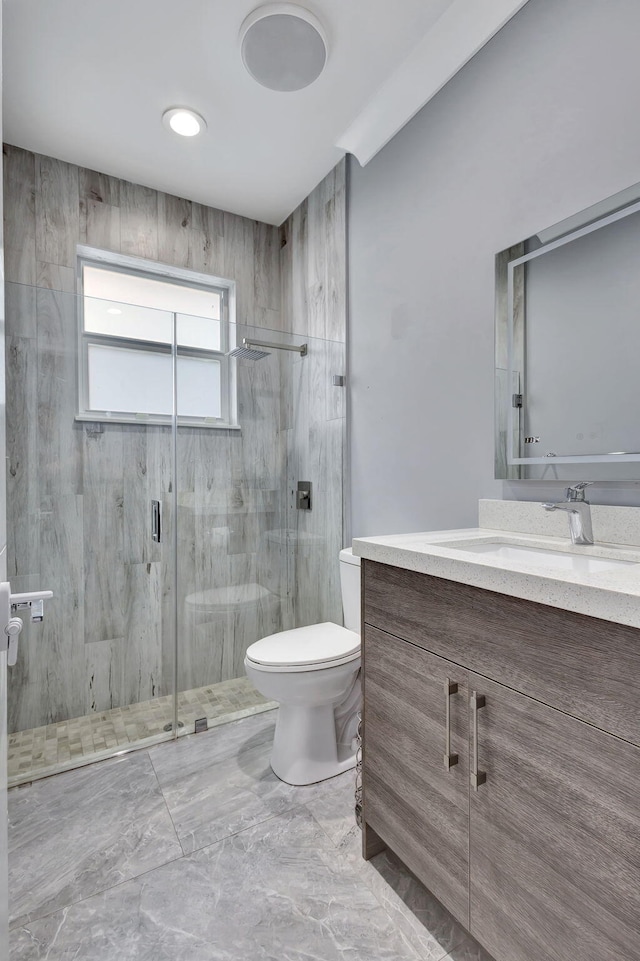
[246, 622, 360, 668]
[185, 583, 272, 614]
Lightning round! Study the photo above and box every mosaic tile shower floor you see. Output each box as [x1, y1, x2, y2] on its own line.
[8, 676, 275, 786]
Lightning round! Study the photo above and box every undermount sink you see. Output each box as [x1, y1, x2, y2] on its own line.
[454, 542, 637, 574]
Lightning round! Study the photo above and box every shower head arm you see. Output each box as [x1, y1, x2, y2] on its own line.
[241, 338, 307, 356]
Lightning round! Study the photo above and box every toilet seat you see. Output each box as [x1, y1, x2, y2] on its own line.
[245, 622, 360, 673]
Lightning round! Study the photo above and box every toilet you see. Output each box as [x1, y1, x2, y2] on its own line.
[244, 548, 361, 785]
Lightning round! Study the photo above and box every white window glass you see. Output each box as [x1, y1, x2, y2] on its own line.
[177, 357, 222, 418]
[88, 345, 173, 415]
[83, 266, 221, 320]
[176, 313, 221, 351]
[88, 347, 223, 419]
[84, 296, 174, 344]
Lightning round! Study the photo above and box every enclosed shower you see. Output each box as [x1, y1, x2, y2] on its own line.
[3, 145, 347, 786]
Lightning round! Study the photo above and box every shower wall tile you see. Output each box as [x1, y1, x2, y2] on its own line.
[36, 291, 83, 500]
[288, 200, 309, 337]
[120, 181, 159, 260]
[3, 144, 36, 285]
[6, 277, 37, 340]
[80, 199, 121, 252]
[253, 306, 281, 334]
[78, 167, 121, 207]
[325, 182, 347, 344]
[280, 161, 347, 630]
[158, 193, 192, 267]
[123, 429, 152, 566]
[123, 562, 162, 706]
[188, 204, 225, 275]
[223, 212, 255, 326]
[82, 428, 126, 644]
[5, 335, 39, 580]
[38, 495, 86, 727]
[35, 262, 75, 293]
[35, 155, 79, 268]
[85, 637, 124, 714]
[254, 221, 280, 312]
[306, 186, 328, 341]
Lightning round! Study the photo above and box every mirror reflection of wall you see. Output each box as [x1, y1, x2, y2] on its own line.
[495, 185, 640, 481]
[524, 209, 640, 460]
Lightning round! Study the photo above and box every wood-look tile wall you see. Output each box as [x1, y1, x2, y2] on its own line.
[3, 144, 346, 734]
[280, 160, 347, 629]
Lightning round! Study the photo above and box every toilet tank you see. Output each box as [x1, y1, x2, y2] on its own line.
[339, 548, 361, 634]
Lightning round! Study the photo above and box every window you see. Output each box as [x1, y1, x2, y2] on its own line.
[77, 248, 237, 428]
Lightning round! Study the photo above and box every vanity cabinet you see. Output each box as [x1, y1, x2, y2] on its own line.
[469, 674, 640, 961]
[365, 626, 469, 925]
[361, 560, 640, 961]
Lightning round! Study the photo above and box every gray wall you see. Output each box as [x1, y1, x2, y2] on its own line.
[3, 145, 345, 732]
[348, 0, 640, 537]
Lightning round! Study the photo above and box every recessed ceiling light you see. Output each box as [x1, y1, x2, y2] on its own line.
[240, 4, 328, 92]
[106, 307, 122, 315]
[162, 107, 207, 137]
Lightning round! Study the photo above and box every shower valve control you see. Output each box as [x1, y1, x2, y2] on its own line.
[10, 592, 53, 622]
[0, 583, 53, 667]
[296, 481, 312, 511]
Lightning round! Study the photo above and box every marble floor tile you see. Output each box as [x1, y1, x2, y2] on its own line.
[328, 820, 478, 961]
[302, 771, 359, 848]
[11, 809, 421, 961]
[8, 751, 183, 928]
[149, 711, 356, 855]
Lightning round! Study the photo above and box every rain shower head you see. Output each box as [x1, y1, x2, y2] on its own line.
[228, 342, 270, 360]
[227, 338, 307, 360]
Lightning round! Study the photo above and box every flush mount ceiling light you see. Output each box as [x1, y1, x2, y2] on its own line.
[162, 107, 207, 137]
[240, 4, 328, 92]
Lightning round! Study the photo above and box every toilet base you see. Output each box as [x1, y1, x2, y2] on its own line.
[270, 703, 357, 786]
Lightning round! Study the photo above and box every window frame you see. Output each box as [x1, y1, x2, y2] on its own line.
[76, 246, 239, 429]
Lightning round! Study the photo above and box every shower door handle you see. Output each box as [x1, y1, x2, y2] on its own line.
[151, 500, 162, 543]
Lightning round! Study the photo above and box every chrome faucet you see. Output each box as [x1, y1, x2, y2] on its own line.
[542, 482, 594, 545]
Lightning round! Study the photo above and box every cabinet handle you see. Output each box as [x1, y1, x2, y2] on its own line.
[444, 679, 459, 770]
[470, 691, 487, 790]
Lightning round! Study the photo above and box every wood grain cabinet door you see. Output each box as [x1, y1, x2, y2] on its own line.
[363, 625, 470, 926]
[468, 673, 640, 961]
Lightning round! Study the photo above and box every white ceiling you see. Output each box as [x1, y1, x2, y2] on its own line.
[3, 0, 529, 225]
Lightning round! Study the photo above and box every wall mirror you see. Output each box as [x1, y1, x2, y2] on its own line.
[495, 181, 640, 480]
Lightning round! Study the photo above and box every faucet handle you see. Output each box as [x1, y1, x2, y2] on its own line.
[566, 482, 593, 502]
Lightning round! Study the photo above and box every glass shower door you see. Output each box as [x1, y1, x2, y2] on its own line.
[175, 321, 346, 734]
[5, 282, 178, 785]
[174, 320, 286, 732]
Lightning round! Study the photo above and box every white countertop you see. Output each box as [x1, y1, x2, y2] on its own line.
[353, 502, 640, 630]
